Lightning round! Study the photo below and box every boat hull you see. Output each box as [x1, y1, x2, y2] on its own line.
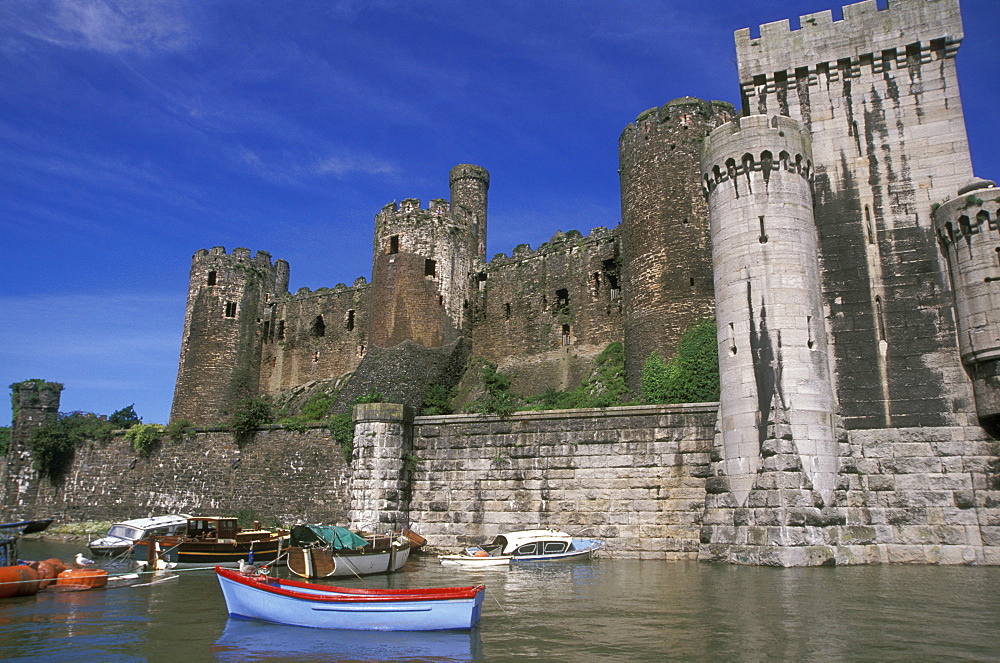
[133, 539, 285, 568]
[285, 545, 410, 578]
[215, 567, 484, 631]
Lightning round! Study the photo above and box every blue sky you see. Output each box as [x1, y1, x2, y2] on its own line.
[2, 0, 997, 427]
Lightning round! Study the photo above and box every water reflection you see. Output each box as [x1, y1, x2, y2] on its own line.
[213, 618, 483, 661]
[0, 540, 997, 661]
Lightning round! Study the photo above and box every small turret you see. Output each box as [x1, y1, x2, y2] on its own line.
[701, 114, 837, 508]
[933, 178, 1000, 434]
[449, 164, 490, 261]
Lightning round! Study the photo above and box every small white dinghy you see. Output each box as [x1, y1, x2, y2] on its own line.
[439, 529, 604, 567]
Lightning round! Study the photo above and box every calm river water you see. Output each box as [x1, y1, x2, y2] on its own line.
[1, 539, 998, 662]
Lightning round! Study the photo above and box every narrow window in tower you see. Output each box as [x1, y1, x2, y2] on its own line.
[311, 315, 325, 337]
[439, 295, 444, 305]
[555, 289, 570, 313]
[277, 321, 285, 340]
[807, 316, 815, 349]
[207, 271, 217, 286]
[224, 301, 237, 318]
[313, 352, 319, 363]
[875, 296, 887, 341]
[477, 273, 487, 291]
[591, 272, 601, 297]
[852, 121, 862, 156]
[346, 310, 355, 331]
[357, 345, 366, 358]
[728, 322, 737, 355]
[758, 216, 768, 244]
[425, 259, 436, 277]
[689, 277, 695, 288]
[865, 206, 875, 244]
[388, 235, 399, 254]
[561, 324, 571, 346]
[504, 303, 511, 319]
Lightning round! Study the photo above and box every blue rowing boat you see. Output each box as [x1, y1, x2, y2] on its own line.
[215, 567, 485, 631]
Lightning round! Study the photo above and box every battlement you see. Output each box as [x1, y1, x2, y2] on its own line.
[375, 198, 470, 221]
[487, 226, 617, 266]
[700, 115, 812, 195]
[736, 0, 962, 83]
[449, 164, 490, 187]
[934, 180, 1000, 247]
[282, 277, 370, 301]
[192, 246, 280, 268]
[619, 98, 734, 143]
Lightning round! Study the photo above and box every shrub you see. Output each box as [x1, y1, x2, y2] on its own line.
[125, 423, 165, 455]
[164, 419, 192, 442]
[0, 427, 9, 456]
[27, 411, 114, 480]
[108, 404, 142, 429]
[643, 318, 719, 404]
[421, 384, 455, 415]
[227, 394, 275, 445]
[470, 363, 520, 416]
[299, 391, 336, 421]
[329, 413, 354, 462]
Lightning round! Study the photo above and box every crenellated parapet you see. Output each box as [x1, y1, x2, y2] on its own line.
[737, 0, 962, 96]
[700, 115, 813, 197]
[933, 178, 1000, 432]
[619, 97, 734, 146]
[485, 226, 617, 268]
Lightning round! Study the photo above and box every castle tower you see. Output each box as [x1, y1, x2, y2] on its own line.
[449, 164, 489, 262]
[934, 179, 1000, 434]
[701, 115, 839, 511]
[3, 380, 63, 517]
[618, 98, 734, 391]
[170, 247, 289, 425]
[736, 0, 973, 429]
[367, 166, 486, 350]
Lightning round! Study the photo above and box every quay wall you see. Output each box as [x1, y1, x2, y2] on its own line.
[1, 428, 351, 526]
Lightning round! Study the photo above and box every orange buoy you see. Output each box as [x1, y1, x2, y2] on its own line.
[45, 558, 68, 575]
[0, 566, 41, 599]
[473, 550, 489, 557]
[30, 560, 57, 588]
[57, 568, 108, 589]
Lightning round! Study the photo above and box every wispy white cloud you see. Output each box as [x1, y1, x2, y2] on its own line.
[7, 0, 196, 55]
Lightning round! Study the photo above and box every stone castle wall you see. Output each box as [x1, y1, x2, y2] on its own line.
[260, 279, 370, 394]
[471, 227, 624, 396]
[1, 428, 351, 526]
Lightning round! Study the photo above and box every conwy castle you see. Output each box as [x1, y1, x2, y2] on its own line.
[5, 0, 1000, 566]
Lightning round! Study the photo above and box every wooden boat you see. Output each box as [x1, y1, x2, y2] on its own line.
[88, 514, 188, 556]
[132, 516, 288, 569]
[215, 566, 485, 631]
[439, 529, 604, 566]
[284, 525, 423, 579]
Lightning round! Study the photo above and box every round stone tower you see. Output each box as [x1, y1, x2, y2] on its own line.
[933, 178, 1000, 435]
[449, 164, 489, 261]
[701, 115, 837, 508]
[368, 166, 486, 350]
[618, 97, 734, 391]
[170, 247, 289, 425]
